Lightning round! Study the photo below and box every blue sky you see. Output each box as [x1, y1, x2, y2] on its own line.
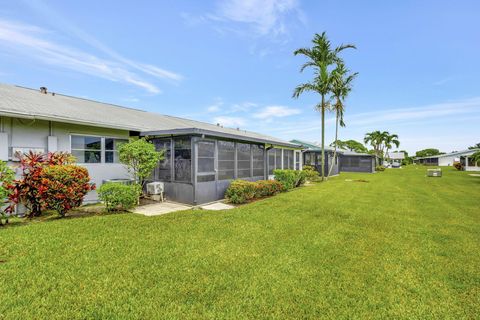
[0, 0, 479, 153]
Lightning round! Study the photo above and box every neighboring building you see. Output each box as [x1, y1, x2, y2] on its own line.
[413, 149, 480, 171]
[290, 139, 339, 176]
[339, 150, 376, 173]
[290, 139, 376, 175]
[0, 83, 301, 205]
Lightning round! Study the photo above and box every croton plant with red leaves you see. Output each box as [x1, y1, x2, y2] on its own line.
[5, 151, 95, 218]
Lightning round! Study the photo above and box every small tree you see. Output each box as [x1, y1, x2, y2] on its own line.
[118, 138, 163, 190]
[0, 161, 15, 225]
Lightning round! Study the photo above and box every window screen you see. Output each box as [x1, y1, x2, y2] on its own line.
[268, 149, 276, 174]
[275, 148, 282, 170]
[237, 143, 251, 178]
[174, 137, 191, 182]
[252, 144, 264, 177]
[197, 141, 215, 182]
[283, 149, 294, 169]
[218, 140, 235, 180]
[153, 139, 171, 181]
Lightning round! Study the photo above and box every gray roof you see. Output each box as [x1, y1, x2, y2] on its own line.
[0, 83, 299, 148]
[414, 149, 479, 160]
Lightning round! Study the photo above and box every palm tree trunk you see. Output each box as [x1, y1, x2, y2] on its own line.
[321, 94, 325, 182]
[328, 110, 339, 177]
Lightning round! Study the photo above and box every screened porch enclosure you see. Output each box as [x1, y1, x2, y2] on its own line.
[150, 135, 300, 204]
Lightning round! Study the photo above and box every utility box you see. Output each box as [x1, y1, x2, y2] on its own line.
[427, 168, 442, 177]
[147, 182, 164, 195]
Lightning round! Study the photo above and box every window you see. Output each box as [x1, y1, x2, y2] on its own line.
[252, 144, 264, 177]
[284, 149, 294, 169]
[105, 138, 127, 163]
[304, 153, 313, 165]
[71, 135, 101, 163]
[275, 148, 282, 170]
[295, 151, 300, 170]
[153, 138, 171, 181]
[268, 149, 276, 175]
[218, 141, 235, 180]
[197, 141, 215, 182]
[237, 143, 251, 178]
[174, 137, 191, 182]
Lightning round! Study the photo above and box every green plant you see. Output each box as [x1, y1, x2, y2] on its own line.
[40, 165, 95, 217]
[5, 151, 75, 218]
[302, 165, 320, 182]
[293, 32, 356, 181]
[274, 169, 305, 190]
[376, 165, 385, 172]
[98, 183, 139, 212]
[0, 161, 15, 225]
[453, 162, 464, 171]
[119, 138, 164, 188]
[255, 180, 284, 198]
[225, 180, 257, 204]
[471, 151, 480, 166]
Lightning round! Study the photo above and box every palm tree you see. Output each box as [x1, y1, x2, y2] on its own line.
[471, 151, 480, 165]
[364, 130, 387, 164]
[293, 32, 355, 181]
[328, 62, 358, 177]
[383, 133, 400, 163]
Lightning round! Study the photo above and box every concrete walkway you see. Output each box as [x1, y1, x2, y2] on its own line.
[200, 202, 235, 211]
[133, 201, 192, 216]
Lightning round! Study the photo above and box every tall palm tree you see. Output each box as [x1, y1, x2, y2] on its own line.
[364, 130, 387, 164]
[328, 62, 358, 177]
[383, 133, 400, 163]
[293, 32, 355, 181]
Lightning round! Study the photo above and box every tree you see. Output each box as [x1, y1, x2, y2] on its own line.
[415, 148, 441, 158]
[293, 32, 355, 181]
[118, 138, 164, 189]
[383, 133, 400, 162]
[364, 130, 388, 161]
[328, 62, 358, 177]
[468, 143, 480, 150]
[330, 139, 368, 153]
[471, 151, 480, 165]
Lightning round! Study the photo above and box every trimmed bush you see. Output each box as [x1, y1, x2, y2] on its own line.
[274, 169, 305, 190]
[255, 180, 284, 198]
[98, 183, 140, 212]
[453, 162, 463, 171]
[376, 165, 385, 172]
[40, 165, 96, 217]
[0, 161, 15, 225]
[302, 165, 320, 182]
[225, 180, 256, 204]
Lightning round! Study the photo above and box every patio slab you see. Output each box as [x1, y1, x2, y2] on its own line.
[133, 201, 192, 216]
[200, 202, 235, 211]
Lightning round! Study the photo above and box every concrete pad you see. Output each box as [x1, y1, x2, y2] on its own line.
[200, 202, 235, 211]
[469, 174, 480, 177]
[133, 201, 192, 216]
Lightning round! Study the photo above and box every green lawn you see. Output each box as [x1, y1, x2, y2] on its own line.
[1, 167, 479, 319]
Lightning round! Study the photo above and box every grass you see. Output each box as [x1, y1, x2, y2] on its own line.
[1, 166, 479, 319]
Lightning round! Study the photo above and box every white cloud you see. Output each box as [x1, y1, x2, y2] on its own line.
[253, 105, 301, 119]
[206, 98, 224, 112]
[215, 0, 301, 36]
[213, 116, 246, 127]
[230, 102, 258, 113]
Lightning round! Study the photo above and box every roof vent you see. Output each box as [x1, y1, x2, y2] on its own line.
[40, 87, 48, 94]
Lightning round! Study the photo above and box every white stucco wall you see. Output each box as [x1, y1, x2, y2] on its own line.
[1, 116, 131, 202]
[438, 156, 456, 166]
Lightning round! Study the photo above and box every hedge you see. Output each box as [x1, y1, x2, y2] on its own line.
[225, 179, 284, 204]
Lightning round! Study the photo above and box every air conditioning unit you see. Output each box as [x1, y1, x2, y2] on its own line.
[147, 182, 164, 195]
[427, 168, 442, 177]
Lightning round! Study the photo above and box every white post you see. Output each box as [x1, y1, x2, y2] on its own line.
[281, 149, 284, 169]
[465, 156, 469, 171]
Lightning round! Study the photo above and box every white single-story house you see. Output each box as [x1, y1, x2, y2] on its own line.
[413, 149, 480, 171]
[0, 83, 302, 204]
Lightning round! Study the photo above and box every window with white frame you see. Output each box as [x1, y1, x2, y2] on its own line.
[71, 135, 127, 164]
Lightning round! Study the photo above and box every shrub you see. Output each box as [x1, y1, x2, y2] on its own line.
[225, 180, 257, 204]
[302, 165, 320, 182]
[255, 180, 284, 198]
[376, 165, 385, 172]
[98, 183, 139, 212]
[453, 162, 463, 171]
[5, 151, 75, 218]
[0, 161, 15, 225]
[274, 169, 305, 190]
[40, 165, 95, 217]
